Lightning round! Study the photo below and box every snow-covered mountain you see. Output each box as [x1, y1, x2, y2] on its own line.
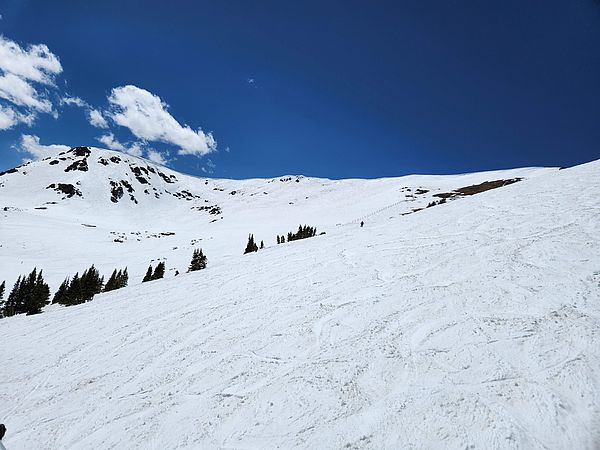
[1, 148, 599, 449]
[1, 146, 552, 291]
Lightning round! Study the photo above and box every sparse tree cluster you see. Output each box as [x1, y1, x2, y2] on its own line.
[53, 265, 104, 306]
[244, 234, 259, 254]
[142, 262, 165, 282]
[0, 250, 208, 318]
[104, 268, 129, 292]
[1, 269, 50, 316]
[188, 248, 207, 272]
[285, 224, 317, 242]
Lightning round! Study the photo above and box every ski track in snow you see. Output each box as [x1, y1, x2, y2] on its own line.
[1, 156, 600, 449]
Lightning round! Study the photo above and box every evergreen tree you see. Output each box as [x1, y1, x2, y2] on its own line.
[281, 235, 285, 243]
[119, 268, 129, 288]
[142, 265, 153, 282]
[0, 280, 5, 318]
[260, 240, 264, 249]
[152, 262, 165, 280]
[244, 234, 259, 254]
[103, 267, 128, 292]
[104, 269, 119, 292]
[80, 265, 103, 301]
[3, 276, 21, 317]
[26, 270, 50, 315]
[2, 269, 50, 315]
[188, 248, 207, 272]
[53, 277, 70, 304]
[284, 224, 318, 242]
[277, 235, 280, 244]
[66, 273, 82, 305]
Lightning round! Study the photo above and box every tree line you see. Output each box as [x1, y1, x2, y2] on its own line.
[279, 224, 317, 244]
[0, 248, 208, 318]
[2, 222, 321, 318]
[247, 224, 319, 252]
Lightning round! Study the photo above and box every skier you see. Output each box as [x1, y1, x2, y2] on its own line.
[360, 221, 364, 228]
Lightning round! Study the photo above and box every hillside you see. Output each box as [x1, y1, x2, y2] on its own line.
[1, 151, 599, 449]
[0, 146, 552, 292]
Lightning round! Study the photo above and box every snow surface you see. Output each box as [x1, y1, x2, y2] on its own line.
[0, 147, 552, 292]
[1, 150, 600, 449]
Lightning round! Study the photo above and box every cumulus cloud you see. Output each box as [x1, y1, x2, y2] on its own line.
[96, 132, 143, 157]
[127, 142, 144, 158]
[107, 85, 216, 156]
[60, 96, 87, 108]
[0, 73, 54, 111]
[0, 36, 62, 124]
[15, 134, 70, 160]
[146, 149, 169, 166]
[0, 104, 35, 130]
[88, 109, 108, 128]
[97, 132, 126, 151]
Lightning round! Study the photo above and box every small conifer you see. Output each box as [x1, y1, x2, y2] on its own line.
[152, 262, 166, 280]
[142, 265, 153, 282]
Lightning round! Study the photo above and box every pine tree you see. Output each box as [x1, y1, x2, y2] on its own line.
[103, 267, 128, 292]
[3, 275, 22, 317]
[119, 268, 129, 288]
[53, 277, 70, 304]
[152, 262, 165, 280]
[244, 234, 259, 254]
[277, 235, 280, 244]
[104, 269, 118, 292]
[281, 235, 285, 243]
[260, 240, 264, 249]
[188, 248, 207, 272]
[0, 280, 5, 318]
[66, 273, 82, 305]
[2, 269, 50, 315]
[80, 265, 103, 301]
[25, 270, 50, 315]
[142, 265, 153, 282]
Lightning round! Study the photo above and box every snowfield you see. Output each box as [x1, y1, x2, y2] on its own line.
[1, 150, 599, 449]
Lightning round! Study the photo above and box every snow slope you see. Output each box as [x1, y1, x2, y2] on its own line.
[0, 146, 552, 291]
[1, 152, 600, 449]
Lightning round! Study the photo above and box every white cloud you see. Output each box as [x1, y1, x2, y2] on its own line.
[60, 96, 87, 108]
[127, 142, 144, 158]
[107, 85, 216, 157]
[0, 36, 62, 123]
[0, 36, 62, 83]
[88, 109, 108, 128]
[0, 72, 53, 112]
[15, 134, 69, 160]
[145, 149, 169, 166]
[97, 132, 126, 151]
[96, 133, 143, 157]
[60, 96, 109, 129]
[0, 104, 34, 130]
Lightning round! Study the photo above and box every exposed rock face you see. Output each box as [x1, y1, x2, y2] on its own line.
[46, 183, 82, 198]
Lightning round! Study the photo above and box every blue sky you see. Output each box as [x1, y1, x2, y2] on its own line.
[0, 0, 599, 179]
